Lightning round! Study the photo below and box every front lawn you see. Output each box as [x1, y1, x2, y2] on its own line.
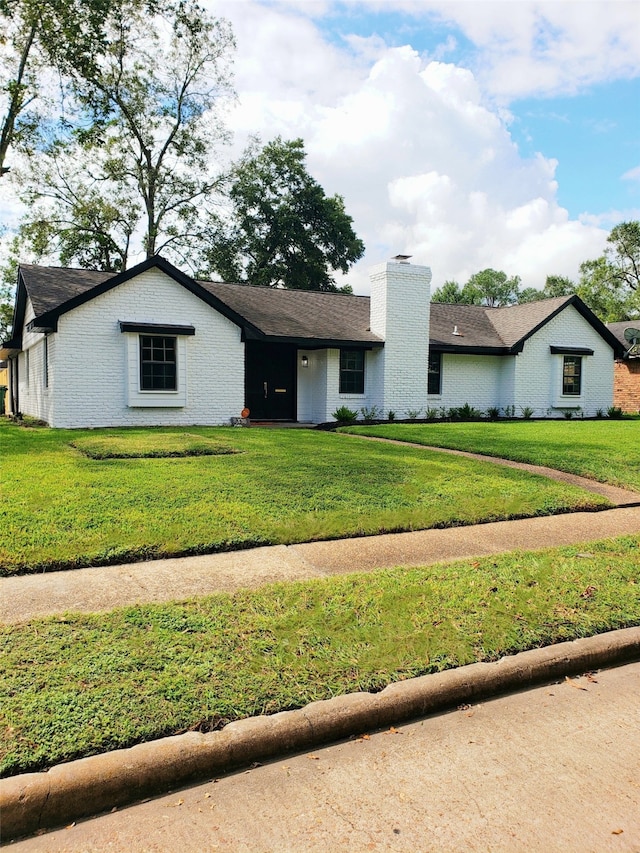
[0, 421, 609, 576]
[1, 535, 638, 777]
[342, 420, 640, 491]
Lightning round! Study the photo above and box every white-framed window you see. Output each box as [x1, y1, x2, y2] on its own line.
[339, 349, 365, 394]
[120, 321, 194, 408]
[562, 355, 581, 396]
[139, 335, 177, 391]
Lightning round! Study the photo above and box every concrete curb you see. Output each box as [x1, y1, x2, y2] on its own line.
[2, 627, 639, 842]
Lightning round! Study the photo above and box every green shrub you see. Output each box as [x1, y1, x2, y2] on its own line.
[486, 406, 501, 421]
[332, 406, 358, 423]
[424, 407, 439, 421]
[387, 410, 396, 421]
[520, 406, 534, 419]
[608, 406, 624, 419]
[406, 408, 422, 420]
[360, 405, 381, 423]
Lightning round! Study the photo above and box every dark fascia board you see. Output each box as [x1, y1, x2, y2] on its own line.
[7, 271, 28, 349]
[430, 344, 511, 356]
[513, 295, 626, 358]
[119, 321, 196, 336]
[26, 256, 263, 340]
[242, 328, 384, 350]
[549, 345, 594, 356]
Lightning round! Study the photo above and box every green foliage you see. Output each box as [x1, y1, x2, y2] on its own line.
[607, 406, 624, 419]
[486, 406, 501, 421]
[451, 403, 484, 421]
[205, 137, 365, 290]
[9, 0, 236, 270]
[0, 422, 608, 575]
[70, 432, 238, 459]
[359, 405, 381, 423]
[520, 406, 534, 419]
[424, 406, 439, 421]
[432, 269, 521, 307]
[543, 222, 640, 321]
[332, 405, 358, 423]
[405, 408, 422, 420]
[387, 410, 396, 421]
[463, 268, 521, 307]
[2, 535, 638, 775]
[0, 0, 115, 177]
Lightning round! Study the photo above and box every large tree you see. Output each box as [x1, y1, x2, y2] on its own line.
[0, 0, 113, 177]
[10, 0, 235, 270]
[205, 137, 364, 290]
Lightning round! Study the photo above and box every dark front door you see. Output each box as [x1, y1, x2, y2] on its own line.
[245, 342, 297, 420]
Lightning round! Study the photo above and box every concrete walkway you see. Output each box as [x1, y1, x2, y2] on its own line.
[1, 505, 639, 623]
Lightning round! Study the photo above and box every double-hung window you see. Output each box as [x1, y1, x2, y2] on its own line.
[140, 335, 177, 391]
[339, 349, 365, 394]
[562, 355, 582, 396]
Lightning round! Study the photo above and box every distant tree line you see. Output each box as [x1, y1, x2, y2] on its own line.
[431, 221, 640, 322]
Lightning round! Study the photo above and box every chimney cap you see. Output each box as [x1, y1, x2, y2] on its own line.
[392, 254, 412, 263]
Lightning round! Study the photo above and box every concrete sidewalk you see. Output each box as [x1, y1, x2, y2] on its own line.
[2, 505, 640, 624]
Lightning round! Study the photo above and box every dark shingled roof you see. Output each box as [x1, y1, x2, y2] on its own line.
[8, 258, 623, 358]
[200, 280, 380, 345]
[19, 265, 112, 317]
[607, 321, 640, 351]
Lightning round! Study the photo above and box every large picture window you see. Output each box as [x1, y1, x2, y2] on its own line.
[140, 335, 177, 391]
[428, 351, 442, 395]
[562, 355, 582, 396]
[340, 349, 365, 394]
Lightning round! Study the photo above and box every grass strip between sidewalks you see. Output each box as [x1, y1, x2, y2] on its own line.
[2, 534, 639, 778]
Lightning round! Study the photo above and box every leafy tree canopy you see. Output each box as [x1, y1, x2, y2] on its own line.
[7, 0, 235, 272]
[204, 137, 364, 291]
[432, 269, 520, 307]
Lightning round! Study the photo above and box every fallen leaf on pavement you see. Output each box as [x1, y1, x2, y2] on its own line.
[565, 676, 588, 691]
[612, 829, 624, 835]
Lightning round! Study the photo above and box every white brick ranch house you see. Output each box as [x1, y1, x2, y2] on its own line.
[1, 254, 624, 428]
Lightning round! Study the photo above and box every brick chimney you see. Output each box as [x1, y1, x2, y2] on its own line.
[369, 255, 432, 416]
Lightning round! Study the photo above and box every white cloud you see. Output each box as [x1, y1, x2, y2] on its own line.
[622, 165, 640, 183]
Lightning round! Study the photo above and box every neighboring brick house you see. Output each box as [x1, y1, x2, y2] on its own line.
[1, 255, 624, 428]
[607, 321, 640, 413]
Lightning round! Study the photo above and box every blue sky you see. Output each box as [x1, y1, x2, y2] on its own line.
[214, 0, 640, 292]
[315, 1, 640, 220]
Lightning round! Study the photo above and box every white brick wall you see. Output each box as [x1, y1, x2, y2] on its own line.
[39, 269, 244, 428]
[513, 305, 615, 417]
[431, 306, 615, 417]
[17, 298, 54, 423]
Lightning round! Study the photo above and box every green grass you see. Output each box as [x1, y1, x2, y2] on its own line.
[342, 420, 640, 491]
[70, 431, 239, 459]
[1, 534, 638, 777]
[0, 420, 609, 576]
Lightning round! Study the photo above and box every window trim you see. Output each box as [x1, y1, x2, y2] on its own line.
[339, 348, 365, 395]
[562, 354, 582, 396]
[428, 351, 442, 395]
[43, 336, 49, 389]
[139, 334, 178, 393]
